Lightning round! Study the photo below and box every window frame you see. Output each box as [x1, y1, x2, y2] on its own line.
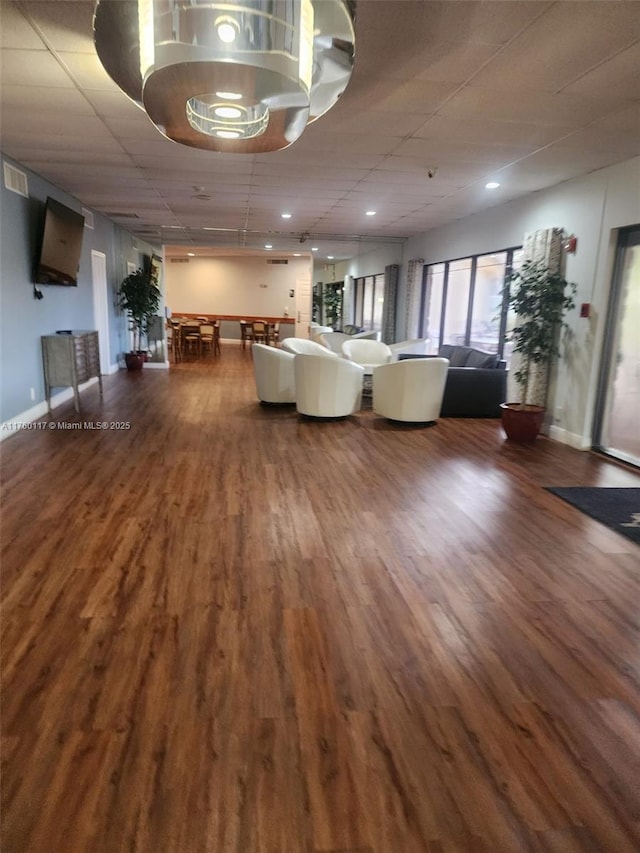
[419, 246, 522, 359]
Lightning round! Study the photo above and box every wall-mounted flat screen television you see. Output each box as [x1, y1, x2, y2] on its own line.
[34, 197, 85, 286]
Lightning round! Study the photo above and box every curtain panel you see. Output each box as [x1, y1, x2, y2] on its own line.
[404, 259, 424, 340]
[381, 264, 399, 343]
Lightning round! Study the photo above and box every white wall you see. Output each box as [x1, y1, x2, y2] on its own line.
[166, 255, 313, 318]
[401, 156, 640, 448]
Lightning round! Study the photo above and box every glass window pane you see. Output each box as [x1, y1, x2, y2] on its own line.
[469, 252, 507, 353]
[422, 263, 444, 353]
[355, 279, 364, 325]
[363, 276, 374, 327]
[372, 274, 385, 331]
[504, 249, 524, 365]
[442, 258, 471, 346]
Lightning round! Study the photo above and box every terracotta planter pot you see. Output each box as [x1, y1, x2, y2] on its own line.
[500, 403, 545, 442]
[125, 352, 145, 371]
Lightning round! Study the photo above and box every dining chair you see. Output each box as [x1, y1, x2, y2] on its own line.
[170, 320, 183, 362]
[199, 324, 215, 356]
[240, 321, 254, 350]
[252, 321, 268, 345]
[213, 322, 221, 356]
[182, 322, 201, 356]
[268, 322, 280, 346]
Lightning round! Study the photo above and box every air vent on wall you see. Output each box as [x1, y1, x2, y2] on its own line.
[267, 259, 289, 264]
[82, 208, 94, 229]
[3, 162, 29, 198]
[170, 257, 190, 263]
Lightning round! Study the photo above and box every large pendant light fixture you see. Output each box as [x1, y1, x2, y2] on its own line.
[93, 0, 356, 153]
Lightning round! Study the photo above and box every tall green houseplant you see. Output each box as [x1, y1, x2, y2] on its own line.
[118, 267, 161, 354]
[504, 259, 576, 409]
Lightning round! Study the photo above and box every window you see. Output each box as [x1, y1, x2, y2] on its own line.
[419, 246, 522, 361]
[442, 258, 472, 347]
[353, 273, 385, 331]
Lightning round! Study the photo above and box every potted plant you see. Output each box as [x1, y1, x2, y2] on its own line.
[118, 267, 161, 370]
[500, 259, 576, 441]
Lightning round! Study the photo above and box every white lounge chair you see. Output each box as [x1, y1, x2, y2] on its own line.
[372, 357, 449, 423]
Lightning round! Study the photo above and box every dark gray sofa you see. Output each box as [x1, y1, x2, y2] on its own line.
[398, 344, 507, 417]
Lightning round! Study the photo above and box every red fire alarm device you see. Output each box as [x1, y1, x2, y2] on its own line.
[580, 302, 591, 318]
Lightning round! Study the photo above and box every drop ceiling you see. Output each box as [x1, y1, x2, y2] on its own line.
[1, 0, 639, 262]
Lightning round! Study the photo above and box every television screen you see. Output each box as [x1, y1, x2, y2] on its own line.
[34, 197, 85, 286]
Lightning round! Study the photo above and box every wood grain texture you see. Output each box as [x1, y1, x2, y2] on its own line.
[2, 348, 639, 853]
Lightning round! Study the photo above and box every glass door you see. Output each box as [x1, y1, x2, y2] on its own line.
[594, 226, 640, 467]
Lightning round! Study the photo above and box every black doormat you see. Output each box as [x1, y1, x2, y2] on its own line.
[545, 487, 640, 545]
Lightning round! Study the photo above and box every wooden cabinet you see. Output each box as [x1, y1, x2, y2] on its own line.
[41, 331, 103, 413]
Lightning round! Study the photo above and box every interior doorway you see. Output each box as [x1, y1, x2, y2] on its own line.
[594, 226, 640, 467]
[91, 250, 110, 372]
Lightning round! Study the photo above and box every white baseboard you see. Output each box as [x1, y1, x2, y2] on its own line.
[548, 425, 592, 450]
[142, 360, 169, 369]
[0, 377, 100, 441]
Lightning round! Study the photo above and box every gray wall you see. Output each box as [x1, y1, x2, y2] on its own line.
[0, 154, 159, 423]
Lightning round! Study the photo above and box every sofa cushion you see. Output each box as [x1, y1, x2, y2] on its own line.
[438, 344, 499, 368]
[438, 344, 470, 366]
[465, 349, 499, 369]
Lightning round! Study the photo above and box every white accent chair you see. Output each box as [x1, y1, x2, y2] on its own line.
[251, 343, 296, 404]
[282, 338, 339, 357]
[294, 354, 364, 418]
[372, 357, 450, 423]
[309, 324, 334, 343]
[318, 331, 351, 354]
[389, 338, 430, 360]
[351, 329, 381, 341]
[342, 339, 393, 373]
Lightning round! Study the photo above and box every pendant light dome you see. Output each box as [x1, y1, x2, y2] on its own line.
[93, 0, 356, 153]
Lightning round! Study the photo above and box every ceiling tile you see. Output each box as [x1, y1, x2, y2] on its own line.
[1, 48, 74, 87]
[0, 3, 48, 49]
[0, 83, 96, 115]
[18, 1, 96, 53]
[471, 2, 639, 94]
[57, 52, 120, 91]
[413, 115, 575, 149]
[438, 87, 611, 126]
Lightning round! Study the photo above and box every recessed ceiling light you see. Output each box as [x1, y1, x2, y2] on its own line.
[216, 20, 238, 43]
[311, 247, 319, 252]
[293, 252, 301, 256]
[216, 91, 242, 100]
[485, 182, 500, 189]
[281, 212, 292, 219]
[327, 255, 334, 260]
[187, 252, 195, 256]
[214, 106, 242, 119]
[264, 244, 272, 249]
[365, 210, 376, 216]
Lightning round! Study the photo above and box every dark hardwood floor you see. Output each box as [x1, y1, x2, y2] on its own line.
[1, 346, 639, 853]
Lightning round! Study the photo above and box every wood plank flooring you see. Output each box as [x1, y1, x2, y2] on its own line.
[1, 346, 639, 853]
